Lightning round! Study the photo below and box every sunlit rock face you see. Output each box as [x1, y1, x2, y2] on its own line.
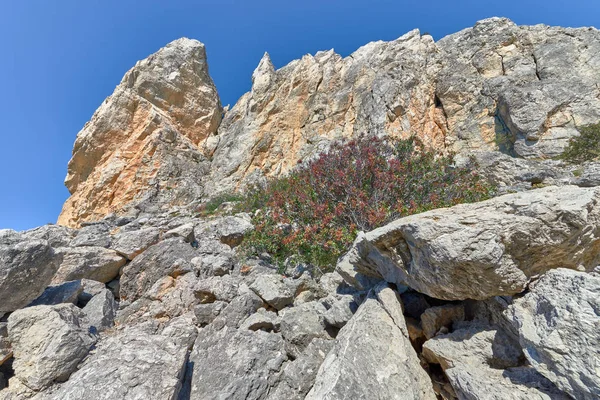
[58, 38, 222, 228]
[59, 18, 600, 226]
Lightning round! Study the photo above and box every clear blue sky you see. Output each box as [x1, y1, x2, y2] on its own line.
[1, 1, 598, 231]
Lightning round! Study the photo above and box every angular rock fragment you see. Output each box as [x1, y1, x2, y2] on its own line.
[280, 302, 331, 358]
[28, 280, 83, 307]
[52, 246, 126, 284]
[83, 289, 117, 332]
[250, 274, 294, 310]
[0, 236, 62, 314]
[507, 269, 600, 400]
[43, 328, 188, 400]
[109, 227, 160, 259]
[421, 303, 465, 339]
[7, 304, 96, 391]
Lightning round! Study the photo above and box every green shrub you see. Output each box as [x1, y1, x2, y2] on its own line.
[238, 135, 496, 272]
[197, 192, 245, 216]
[561, 123, 600, 163]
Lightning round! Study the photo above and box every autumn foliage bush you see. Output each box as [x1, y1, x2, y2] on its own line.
[239, 135, 496, 271]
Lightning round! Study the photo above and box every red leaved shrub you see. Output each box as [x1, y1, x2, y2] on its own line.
[240, 135, 495, 271]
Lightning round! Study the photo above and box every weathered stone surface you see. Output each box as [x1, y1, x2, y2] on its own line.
[239, 308, 280, 332]
[280, 302, 331, 358]
[22, 225, 74, 248]
[507, 269, 600, 400]
[193, 301, 226, 327]
[52, 246, 126, 284]
[321, 294, 357, 329]
[58, 38, 222, 228]
[421, 304, 465, 339]
[423, 323, 568, 400]
[163, 222, 195, 242]
[249, 274, 294, 310]
[340, 185, 600, 300]
[7, 304, 96, 391]
[0, 235, 62, 314]
[43, 328, 188, 400]
[306, 286, 436, 399]
[193, 215, 254, 248]
[189, 325, 287, 399]
[120, 238, 196, 301]
[193, 275, 239, 304]
[83, 289, 117, 332]
[269, 338, 334, 400]
[70, 223, 110, 248]
[78, 279, 107, 303]
[109, 227, 160, 260]
[211, 290, 264, 330]
[28, 280, 83, 307]
[0, 323, 10, 366]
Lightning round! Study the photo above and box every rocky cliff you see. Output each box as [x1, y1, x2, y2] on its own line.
[1, 17, 599, 400]
[59, 17, 600, 227]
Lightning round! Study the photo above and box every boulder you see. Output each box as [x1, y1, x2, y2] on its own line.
[0, 236, 62, 314]
[249, 274, 294, 310]
[507, 269, 600, 400]
[52, 246, 126, 284]
[189, 325, 287, 399]
[70, 223, 110, 248]
[306, 285, 436, 399]
[78, 279, 107, 303]
[163, 222, 195, 242]
[340, 185, 600, 300]
[22, 224, 75, 247]
[210, 290, 264, 330]
[194, 216, 253, 248]
[82, 289, 117, 332]
[240, 308, 280, 332]
[193, 301, 227, 327]
[109, 227, 160, 260]
[120, 238, 196, 301]
[423, 323, 569, 400]
[43, 328, 188, 400]
[0, 323, 10, 366]
[7, 304, 97, 391]
[194, 275, 239, 304]
[280, 302, 331, 358]
[28, 280, 83, 307]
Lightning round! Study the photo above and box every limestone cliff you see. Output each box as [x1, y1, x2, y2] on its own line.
[58, 18, 600, 227]
[58, 38, 222, 227]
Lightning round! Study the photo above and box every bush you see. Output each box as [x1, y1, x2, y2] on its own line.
[561, 123, 600, 163]
[197, 192, 245, 216]
[239, 135, 496, 271]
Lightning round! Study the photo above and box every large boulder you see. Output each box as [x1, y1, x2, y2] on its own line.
[7, 304, 97, 391]
[52, 246, 126, 284]
[109, 227, 160, 260]
[507, 269, 600, 400]
[58, 38, 222, 228]
[189, 325, 287, 399]
[339, 185, 600, 300]
[306, 284, 436, 399]
[423, 323, 568, 399]
[42, 328, 188, 400]
[0, 234, 62, 314]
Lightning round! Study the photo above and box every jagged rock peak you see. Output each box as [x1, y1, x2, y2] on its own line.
[58, 37, 222, 228]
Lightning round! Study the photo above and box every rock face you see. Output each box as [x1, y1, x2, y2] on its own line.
[7, 304, 96, 391]
[58, 38, 222, 227]
[207, 17, 600, 192]
[339, 185, 600, 300]
[57, 18, 600, 226]
[507, 269, 600, 400]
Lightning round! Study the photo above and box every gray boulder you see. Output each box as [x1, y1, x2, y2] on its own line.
[52, 246, 126, 284]
[22, 224, 75, 248]
[7, 304, 97, 391]
[109, 227, 160, 260]
[70, 223, 110, 248]
[189, 325, 287, 400]
[339, 185, 600, 300]
[507, 269, 600, 400]
[240, 308, 280, 332]
[83, 289, 117, 332]
[280, 302, 331, 358]
[0, 322, 10, 366]
[306, 285, 436, 399]
[28, 280, 83, 307]
[249, 274, 294, 310]
[0, 235, 62, 314]
[120, 238, 196, 301]
[423, 323, 568, 400]
[43, 328, 188, 400]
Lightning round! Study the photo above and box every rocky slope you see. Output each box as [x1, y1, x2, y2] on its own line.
[1, 16, 599, 400]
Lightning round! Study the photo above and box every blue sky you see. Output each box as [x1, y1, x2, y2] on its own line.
[1, 0, 599, 231]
